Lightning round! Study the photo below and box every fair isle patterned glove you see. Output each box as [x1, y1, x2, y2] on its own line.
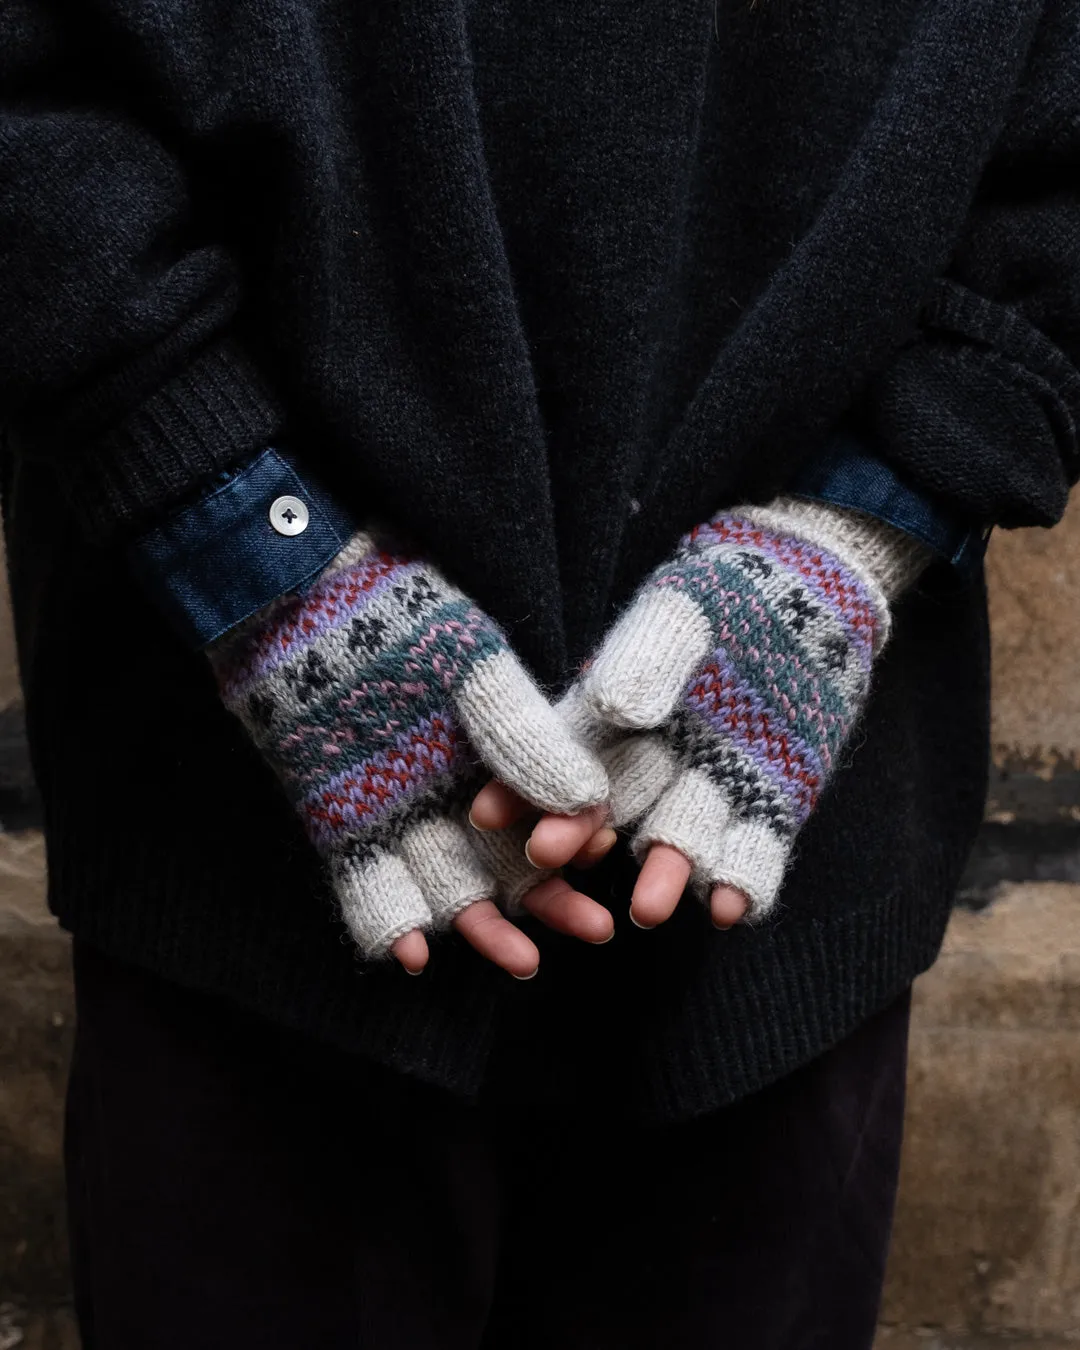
[208, 530, 607, 957]
[564, 497, 931, 920]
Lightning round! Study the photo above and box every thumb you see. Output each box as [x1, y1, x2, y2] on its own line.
[553, 681, 620, 751]
[581, 584, 713, 730]
[453, 648, 609, 816]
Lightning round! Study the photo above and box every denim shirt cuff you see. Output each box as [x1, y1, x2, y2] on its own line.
[129, 445, 357, 648]
[788, 433, 991, 577]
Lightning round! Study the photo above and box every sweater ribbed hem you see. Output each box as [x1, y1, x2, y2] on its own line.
[43, 805, 956, 1122]
[43, 813, 502, 1100]
[630, 875, 952, 1123]
[60, 336, 287, 543]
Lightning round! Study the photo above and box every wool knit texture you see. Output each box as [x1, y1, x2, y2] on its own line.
[577, 498, 931, 916]
[207, 530, 606, 955]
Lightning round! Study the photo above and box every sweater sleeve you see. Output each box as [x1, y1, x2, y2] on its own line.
[856, 4, 1080, 530]
[0, 0, 286, 542]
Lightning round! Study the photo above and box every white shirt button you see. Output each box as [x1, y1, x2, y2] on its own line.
[269, 495, 309, 536]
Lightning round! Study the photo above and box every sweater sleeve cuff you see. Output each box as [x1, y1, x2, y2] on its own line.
[129, 446, 358, 649]
[60, 336, 288, 544]
[788, 432, 991, 576]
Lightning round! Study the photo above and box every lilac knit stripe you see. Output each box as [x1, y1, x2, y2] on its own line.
[218, 555, 422, 695]
[298, 711, 464, 850]
[657, 547, 875, 678]
[269, 559, 416, 656]
[726, 587, 854, 762]
[758, 534, 879, 646]
[745, 533, 877, 652]
[694, 517, 880, 650]
[683, 645, 828, 820]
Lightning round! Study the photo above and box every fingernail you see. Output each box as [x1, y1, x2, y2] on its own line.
[404, 965, 425, 976]
[629, 910, 656, 930]
[524, 839, 541, 868]
[590, 930, 616, 945]
[513, 968, 539, 981]
[712, 921, 733, 932]
[467, 809, 491, 832]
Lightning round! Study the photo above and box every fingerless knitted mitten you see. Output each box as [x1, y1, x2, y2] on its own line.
[569, 497, 930, 918]
[208, 531, 607, 956]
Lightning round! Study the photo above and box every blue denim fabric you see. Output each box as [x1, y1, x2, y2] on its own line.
[130, 446, 357, 648]
[790, 433, 990, 577]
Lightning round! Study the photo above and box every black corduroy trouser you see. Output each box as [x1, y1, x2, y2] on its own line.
[65, 939, 910, 1350]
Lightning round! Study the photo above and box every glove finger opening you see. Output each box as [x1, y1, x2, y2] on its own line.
[632, 770, 792, 924]
[697, 816, 791, 923]
[396, 813, 497, 926]
[631, 765, 734, 885]
[332, 845, 432, 958]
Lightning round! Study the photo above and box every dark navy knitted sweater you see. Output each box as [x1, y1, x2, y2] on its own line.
[1, 0, 1078, 1118]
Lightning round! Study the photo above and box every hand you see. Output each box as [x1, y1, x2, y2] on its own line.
[390, 878, 614, 977]
[396, 796, 615, 977]
[469, 780, 750, 931]
[472, 497, 921, 930]
[390, 814, 615, 976]
[208, 530, 610, 974]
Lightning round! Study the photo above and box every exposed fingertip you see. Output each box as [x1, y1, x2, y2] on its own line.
[513, 967, 539, 981]
[629, 909, 656, 931]
[524, 838, 541, 869]
[467, 807, 490, 832]
[589, 929, 616, 945]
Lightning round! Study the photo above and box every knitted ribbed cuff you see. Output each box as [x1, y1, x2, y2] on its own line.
[742, 496, 933, 604]
[59, 336, 287, 544]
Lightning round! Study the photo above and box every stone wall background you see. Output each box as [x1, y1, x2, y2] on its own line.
[881, 495, 1080, 1345]
[0, 498, 1078, 1346]
[987, 505, 1080, 754]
